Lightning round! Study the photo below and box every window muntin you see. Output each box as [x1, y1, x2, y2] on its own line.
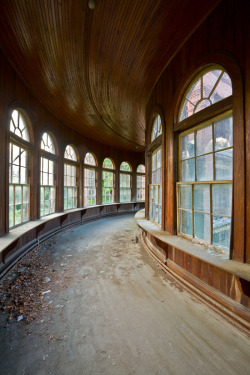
[136, 164, 145, 201]
[64, 145, 77, 161]
[151, 114, 162, 142]
[41, 132, 55, 154]
[120, 161, 131, 172]
[179, 68, 232, 121]
[177, 112, 233, 253]
[84, 152, 97, 206]
[103, 157, 114, 169]
[40, 132, 56, 217]
[149, 147, 162, 225]
[84, 152, 96, 166]
[9, 110, 30, 229]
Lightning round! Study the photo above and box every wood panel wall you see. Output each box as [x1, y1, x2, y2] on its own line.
[0, 50, 144, 236]
[146, 0, 249, 263]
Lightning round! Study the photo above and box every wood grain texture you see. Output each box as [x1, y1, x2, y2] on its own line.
[0, 0, 220, 151]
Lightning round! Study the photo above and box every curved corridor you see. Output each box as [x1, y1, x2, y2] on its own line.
[0, 214, 249, 375]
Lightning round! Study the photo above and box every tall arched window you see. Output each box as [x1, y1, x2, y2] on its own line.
[120, 162, 132, 202]
[9, 109, 31, 228]
[102, 158, 115, 203]
[149, 114, 162, 225]
[136, 164, 145, 201]
[40, 132, 56, 217]
[177, 66, 233, 254]
[84, 152, 97, 206]
[64, 145, 78, 210]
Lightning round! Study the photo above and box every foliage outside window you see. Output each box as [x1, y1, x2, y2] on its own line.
[40, 133, 56, 217]
[151, 114, 162, 142]
[64, 145, 78, 210]
[84, 152, 97, 206]
[120, 162, 131, 202]
[178, 68, 232, 121]
[9, 110, 30, 228]
[177, 112, 233, 253]
[149, 148, 162, 225]
[102, 158, 114, 203]
[136, 164, 145, 201]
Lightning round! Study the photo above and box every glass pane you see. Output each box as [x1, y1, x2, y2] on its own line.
[210, 72, 232, 104]
[203, 70, 221, 98]
[196, 154, 213, 181]
[20, 167, 27, 184]
[9, 205, 14, 228]
[194, 184, 210, 212]
[49, 173, 54, 186]
[179, 209, 192, 236]
[214, 116, 233, 151]
[43, 158, 48, 172]
[213, 216, 231, 251]
[179, 99, 195, 121]
[181, 133, 194, 160]
[15, 186, 22, 204]
[152, 153, 157, 171]
[12, 164, 19, 183]
[181, 159, 195, 182]
[23, 203, 29, 221]
[23, 186, 29, 203]
[40, 187, 44, 200]
[157, 149, 161, 169]
[212, 184, 232, 216]
[186, 78, 201, 106]
[179, 184, 192, 210]
[194, 99, 211, 113]
[21, 149, 27, 167]
[13, 144, 20, 165]
[196, 125, 212, 156]
[15, 204, 22, 225]
[215, 149, 232, 180]
[9, 185, 14, 205]
[194, 213, 211, 243]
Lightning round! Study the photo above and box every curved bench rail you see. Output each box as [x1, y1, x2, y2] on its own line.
[136, 210, 250, 335]
[0, 202, 144, 277]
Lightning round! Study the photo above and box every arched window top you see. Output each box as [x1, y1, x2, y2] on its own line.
[179, 67, 232, 121]
[84, 152, 97, 166]
[64, 145, 77, 161]
[103, 157, 114, 169]
[151, 114, 162, 142]
[41, 132, 55, 154]
[137, 164, 145, 173]
[10, 109, 30, 142]
[120, 161, 131, 172]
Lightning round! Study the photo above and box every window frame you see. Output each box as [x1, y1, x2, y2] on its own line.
[119, 162, 132, 203]
[40, 132, 57, 217]
[83, 152, 98, 206]
[136, 164, 145, 202]
[102, 158, 115, 204]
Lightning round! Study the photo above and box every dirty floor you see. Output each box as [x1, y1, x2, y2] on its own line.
[0, 214, 249, 375]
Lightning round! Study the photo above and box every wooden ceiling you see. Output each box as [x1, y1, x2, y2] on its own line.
[0, 0, 221, 152]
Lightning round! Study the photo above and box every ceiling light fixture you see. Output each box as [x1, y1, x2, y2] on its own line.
[88, 0, 95, 9]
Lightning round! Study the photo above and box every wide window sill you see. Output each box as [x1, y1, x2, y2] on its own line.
[135, 210, 250, 282]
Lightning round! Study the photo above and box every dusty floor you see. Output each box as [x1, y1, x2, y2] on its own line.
[0, 214, 249, 375]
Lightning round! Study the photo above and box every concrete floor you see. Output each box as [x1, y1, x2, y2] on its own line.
[0, 214, 249, 375]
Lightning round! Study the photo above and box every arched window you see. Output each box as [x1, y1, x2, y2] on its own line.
[177, 67, 233, 254]
[64, 145, 78, 210]
[136, 164, 145, 201]
[151, 114, 162, 142]
[120, 162, 132, 202]
[84, 152, 97, 206]
[102, 158, 115, 203]
[149, 113, 162, 225]
[179, 68, 232, 121]
[40, 132, 56, 217]
[9, 109, 31, 228]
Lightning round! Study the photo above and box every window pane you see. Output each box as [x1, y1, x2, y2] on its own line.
[13, 144, 20, 165]
[181, 159, 195, 181]
[194, 184, 210, 212]
[215, 149, 233, 180]
[196, 125, 212, 156]
[194, 212, 210, 242]
[179, 185, 192, 210]
[213, 216, 231, 250]
[179, 210, 192, 236]
[9, 205, 14, 228]
[21, 149, 27, 167]
[212, 184, 232, 216]
[196, 154, 213, 181]
[9, 185, 14, 205]
[20, 167, 27, 184]
[23, 186, 29, 203]
[181, 133, 194, 159]
[15, 186, 22, 204]
[12, 164, 19, 183]
[214, 116, 233, 151]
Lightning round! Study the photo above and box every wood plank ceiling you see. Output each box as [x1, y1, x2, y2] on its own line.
[0, 0, 221, 151]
